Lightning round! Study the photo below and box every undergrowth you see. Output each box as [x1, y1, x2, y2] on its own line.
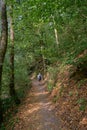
[0, 81, 31, 130]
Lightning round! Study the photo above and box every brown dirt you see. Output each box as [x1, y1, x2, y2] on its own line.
[51, 65, 87, 130]
[7, 80, 67, 130]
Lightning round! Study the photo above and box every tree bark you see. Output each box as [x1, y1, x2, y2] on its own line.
[0, 0, 8, 124]
[9, 5, 20, 104]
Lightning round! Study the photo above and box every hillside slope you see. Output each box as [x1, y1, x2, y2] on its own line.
[50, 62, 87, 130]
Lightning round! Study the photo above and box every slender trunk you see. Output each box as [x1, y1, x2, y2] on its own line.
[0, 65, 3, 124]
[9, 5, 15, 96]
[41, 46, 45, 79]
[0, 1, 8, 124]
[52, 16, 59, 46]
[9, 5, 20, 104]
[40, 37, 46, 79]
[54, 28, 59, 45]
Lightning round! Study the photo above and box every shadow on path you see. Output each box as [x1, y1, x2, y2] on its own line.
[12, 80, 66, 130]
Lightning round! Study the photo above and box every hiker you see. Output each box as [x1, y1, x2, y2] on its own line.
[37, 73, 42, 81]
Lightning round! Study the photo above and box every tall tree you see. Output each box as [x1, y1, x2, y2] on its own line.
[9, 5, 20, 104]
[0, 0, 8, 124]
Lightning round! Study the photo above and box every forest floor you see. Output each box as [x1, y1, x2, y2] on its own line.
[7, 79, 67, 130]
[50, 65, 87, 130]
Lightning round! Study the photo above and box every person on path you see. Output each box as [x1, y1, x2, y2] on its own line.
[37, 73, 42, 81]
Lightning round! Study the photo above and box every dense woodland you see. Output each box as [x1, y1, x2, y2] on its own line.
[0, 0, 87, 129]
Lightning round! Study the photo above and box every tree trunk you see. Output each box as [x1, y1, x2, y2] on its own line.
[52, 16, 59, 46]
[41, 46, 45, 79]
[0, 65, 3, 124]
[0, 1, 8, 124]
[54, 28, 59, 45]
[9, 5, 20, 104]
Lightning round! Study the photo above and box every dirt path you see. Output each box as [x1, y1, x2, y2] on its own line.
[12, 80, 67, 130]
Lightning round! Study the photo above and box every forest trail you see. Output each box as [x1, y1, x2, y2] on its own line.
[13, 80, 67, 130]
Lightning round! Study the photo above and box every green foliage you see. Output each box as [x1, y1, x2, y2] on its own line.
[77, 98, 87, 111]
[0, 123, 6, 130]
[1, 0, 87, 127]
[53, 95, 58, 103]
[59, 85, 64, 97]
[47, 66, 58, 91]
[47, 83, 53, 92]
[47, 66, 58, 80]
[78, 79, 86, 89]
[2, 98, 13, 111]
[1, 45, 31, 124]
[69, 91, 73, 97]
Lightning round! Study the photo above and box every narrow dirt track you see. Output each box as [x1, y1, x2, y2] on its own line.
[13, 80, 67, 130]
